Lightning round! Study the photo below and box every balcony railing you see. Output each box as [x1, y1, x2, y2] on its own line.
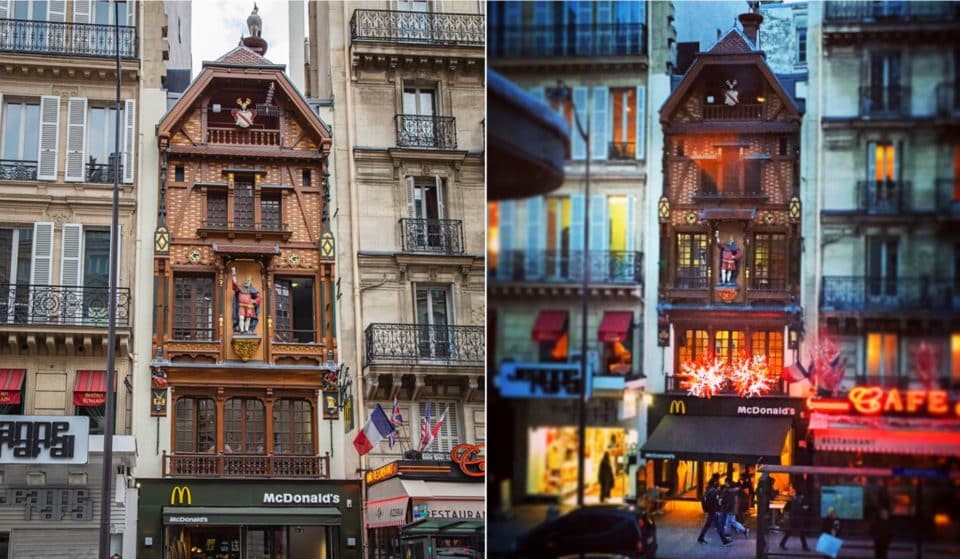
[400, 218, 464, 254]
[163, 452, 330, 478]
[935, 178, 960, 215]
[608, 142, 636, 160]
[489, 23, 646, 58]
[490, 250, 644, 285]
[274, 329, 316, 344]
[199, 219, 289, 233]
[820, 276, 957, 312]
[860, 85, 910, 117]
[350, 9, 484, 47]
[86, 162, 121, 184]
[936, 82, 960, 117]
[695, 184, 766, 200]
[857, 180, 910, 214]
[824, 1, 958, 23]
[172, 327, 215, 342]
[206, 127, 280, 147]
[364, 323, 484, 365]
[0, 284, 130, 327]
[0, 18, 137, 58]
[395, 115, 457, 150]
[703, 103, 763, 120]
[665, 374, 787, 395]
[0, 160, 37, 181]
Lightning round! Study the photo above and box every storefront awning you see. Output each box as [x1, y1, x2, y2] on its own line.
[0, 369, 26, 405]
[641, 415, 791, 464]
[366, 497, 410, 529]
[531, 310, 568, 342]
[163, 506, 341, 526]
[402, 518, 484, 536]
[811, 415, 960, 456]
[597, 311, 633, 343]
[74, 370, 113, 407]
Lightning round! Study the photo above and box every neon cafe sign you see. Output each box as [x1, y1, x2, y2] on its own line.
[808, 387, 960, 417]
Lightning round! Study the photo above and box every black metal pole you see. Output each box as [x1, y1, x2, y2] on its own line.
[98, 1, 123, 557]
[576, 98, 591, 508]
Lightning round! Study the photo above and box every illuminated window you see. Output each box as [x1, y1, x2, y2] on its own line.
[752, 331, 784, 375]
[866, 332, 899, 379]
[487, 202, 499, 271]
[753, 233, 787, 289]
[677, 329, 709, 364]
[872, 142, 896, 182]
[715, 330, 745, 364]
[545, 196, 572, 278]
[609, 88, 637, 159]
[952, 333, 960, 380]
[676, 233, 709, 288]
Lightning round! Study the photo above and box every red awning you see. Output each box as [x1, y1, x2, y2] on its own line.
[813, 425, 960, 456]
[0, 369, 26, 405]
[597, 311, 634, 343]
[74, 370, 113, 407]
[531, 310, 568, 342]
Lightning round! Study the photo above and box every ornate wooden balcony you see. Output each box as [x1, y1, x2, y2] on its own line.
[163, 452, 330, 479]
[364, 323, 483, 367]
[0, 283, 130, 327]
[395, 115, 457, 150]
[0, 18, 137, 58]
[206, 127, 280, 147]
[0, 160, 37, 180]
[198, 219, 291, 240]
[489, 23, 646, 58]
[821, 276, 957, 312]
[702, 103, 763, 120]
[491, 250, 643, 286]
[400, 218, 464, 254]
[350, 9, 484, 47]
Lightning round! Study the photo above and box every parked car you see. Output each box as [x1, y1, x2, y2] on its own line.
[514, 504, 657, 559]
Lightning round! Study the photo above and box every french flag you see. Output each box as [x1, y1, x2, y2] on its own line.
[352, 404, 396, 456]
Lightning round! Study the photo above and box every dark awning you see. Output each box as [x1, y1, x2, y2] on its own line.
[163, 506, 341, 526]
[641, 415, 791, 464]
[597, 311, 633, 343]
[531, 310, 568, 342]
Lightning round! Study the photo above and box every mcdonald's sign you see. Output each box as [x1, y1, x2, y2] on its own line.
[170, 485, 192, 505]
[668, 400, 686, 415]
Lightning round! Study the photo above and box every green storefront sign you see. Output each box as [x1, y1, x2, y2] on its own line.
[138, 478, 362, 559]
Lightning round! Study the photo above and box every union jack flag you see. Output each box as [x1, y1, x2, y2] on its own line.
[388, 398, 404, 449]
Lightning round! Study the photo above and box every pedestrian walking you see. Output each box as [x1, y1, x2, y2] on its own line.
[871, 507, 892, 559]
[722, 475, 748, 537]
[697, 474, 732, 546]
[598, 451, 615, 503]
[779, 488, 811, 551]
[737, 468, 754, 523]
[822, 507, 841, 537]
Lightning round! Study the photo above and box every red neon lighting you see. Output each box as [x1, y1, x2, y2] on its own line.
[846, 387, 954, 417]
[806, 397, 850, 413]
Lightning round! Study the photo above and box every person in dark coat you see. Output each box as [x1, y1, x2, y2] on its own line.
[722, 475, 748, 536]
[779, 488, 811, 551]
[822, 507, 841, 537]
[871, 507, 892, 559]
[598, 452, 615, 503]
[698, 474, 732, 546]
[738, 468, 755, 522]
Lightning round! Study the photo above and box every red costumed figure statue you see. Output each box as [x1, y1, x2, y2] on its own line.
[231, 266, 262, 334]
[716, 230, 743, 285]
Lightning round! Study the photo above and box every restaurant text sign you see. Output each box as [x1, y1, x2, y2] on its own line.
[808, 388, 960, 418]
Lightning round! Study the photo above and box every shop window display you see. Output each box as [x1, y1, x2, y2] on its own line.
[527, 427, 627, 503]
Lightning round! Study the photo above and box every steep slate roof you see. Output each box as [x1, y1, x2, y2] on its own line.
[704, 28, 757, 55]
[215, 45, 275, 66]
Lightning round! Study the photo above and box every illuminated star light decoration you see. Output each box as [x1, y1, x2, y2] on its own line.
[679, 354, 777, 398]
[679, 357, 727, 398]
[729, 355, 774, 398]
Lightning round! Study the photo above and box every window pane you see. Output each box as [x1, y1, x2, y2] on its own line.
[2, 104, 22, 160]
[83, 230, 111, 288]
[22, 104, 39, 161]
[207, 192, 227, 226]
[174, 276, 214, 340]
[261, 194, 281, 229]
[175, 398, 194, 453]
[676, 233, 708, 288]
[87, 108, 106, 164]
[198, 399, 216, 452]
[234, 178, 254, 227]
[274, 279, 292, 341]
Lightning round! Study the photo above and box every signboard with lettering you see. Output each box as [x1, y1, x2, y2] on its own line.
[808, 388, 960, 418]
[648, 395, 805, 420]
[498, 362, 590, 399]
[365, 462, 399, 486]
[0, 415, 89, 464]
[365, 497, 408, 528]
[0, 487, 93, 520]
[417, 499, 485, 520]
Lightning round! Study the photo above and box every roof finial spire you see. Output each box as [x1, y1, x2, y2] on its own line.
[247, 3, 262, 38]
[242, 3, 268, 56]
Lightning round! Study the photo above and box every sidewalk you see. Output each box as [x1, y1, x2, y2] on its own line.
[489, 500, 960, 559]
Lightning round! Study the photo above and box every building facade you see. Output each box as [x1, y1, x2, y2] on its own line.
[488, 0, 675, 507]
[0, 0, 141, 556]
[306, 3, 486, 558]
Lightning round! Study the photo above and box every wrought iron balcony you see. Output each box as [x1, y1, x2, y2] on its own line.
[163, 452, 330, 479]
[820, 276, 957, 312]
[489, 250, 643, 285]
[400, 218, 464, 254]
[860, 85, 910, 117]
[0, 18, 137, 58]
[0, 160, 37, 181]
[489, 23, 646, 58]
[936, 82, 960, 117]
[857, 180, 910, 214]
[665, 374, 787, 395]
[395, 115, 457, 149]
[702, 103, 763, 120]
[824, 1, 958, 23]
[85, 162, 121, 184]
[935, 178, 960, 216]
[608, 142, 636, 160]
[350, 9, 484, 47]
[0, 284, 130, 327]
[364, 323, 484, 366]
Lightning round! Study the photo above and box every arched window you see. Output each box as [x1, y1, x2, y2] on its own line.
[224, 398, 265, 454]
[273, 399, 313, 455]
[175, 397, 216, 453]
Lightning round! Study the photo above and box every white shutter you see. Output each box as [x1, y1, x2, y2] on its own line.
[434, 175, 444, 219]
[497, 201, 515, 280]
[73, 0, 91, 23]
[418, 401, 459, 454]
[65, 97, 87, 182]
[48, 0, 66, 21]
[572, 87, 588, 160]
[592, 86, 609, 160]
[0, 94, 3, 134]
[126, 0, 135, 27]
[59, 224, 83, 287]
[0, 1, 9, 19]
[37, 96, 60, 181]
[31, 222, 54, 285]
[570, 194, 585, 281]
[635, 85, 646, 160]
[122, 99, 135, 183]
[589, 194, 607, 252]
[625, 194, 637, 253]
[405, 176, 416, 218]
[524, 196, 544, 280]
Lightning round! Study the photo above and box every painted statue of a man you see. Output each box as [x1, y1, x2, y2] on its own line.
[716, 230, 743, 285]
[231, 267, 261, 334]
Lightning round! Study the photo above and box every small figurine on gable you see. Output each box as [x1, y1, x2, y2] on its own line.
[716, 230, 743, 285]
[231, 266, 262, 334]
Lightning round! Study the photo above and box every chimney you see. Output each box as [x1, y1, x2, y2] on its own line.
[739, 2, 763, 46]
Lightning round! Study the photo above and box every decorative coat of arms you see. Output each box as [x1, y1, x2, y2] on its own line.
[724, 79, 739, 106]
[231, 97, 257, 128]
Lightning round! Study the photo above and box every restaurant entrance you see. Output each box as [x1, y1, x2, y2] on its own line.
[165, 524, 338, 559]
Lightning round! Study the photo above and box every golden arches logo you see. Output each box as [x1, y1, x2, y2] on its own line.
[170, 485, 192, 505]
[669, 400, 686, 415]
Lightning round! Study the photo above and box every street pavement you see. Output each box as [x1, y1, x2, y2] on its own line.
[488, 500, 960, 559]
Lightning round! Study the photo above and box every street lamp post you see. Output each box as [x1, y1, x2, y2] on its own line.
[547, 82, 591, 507]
